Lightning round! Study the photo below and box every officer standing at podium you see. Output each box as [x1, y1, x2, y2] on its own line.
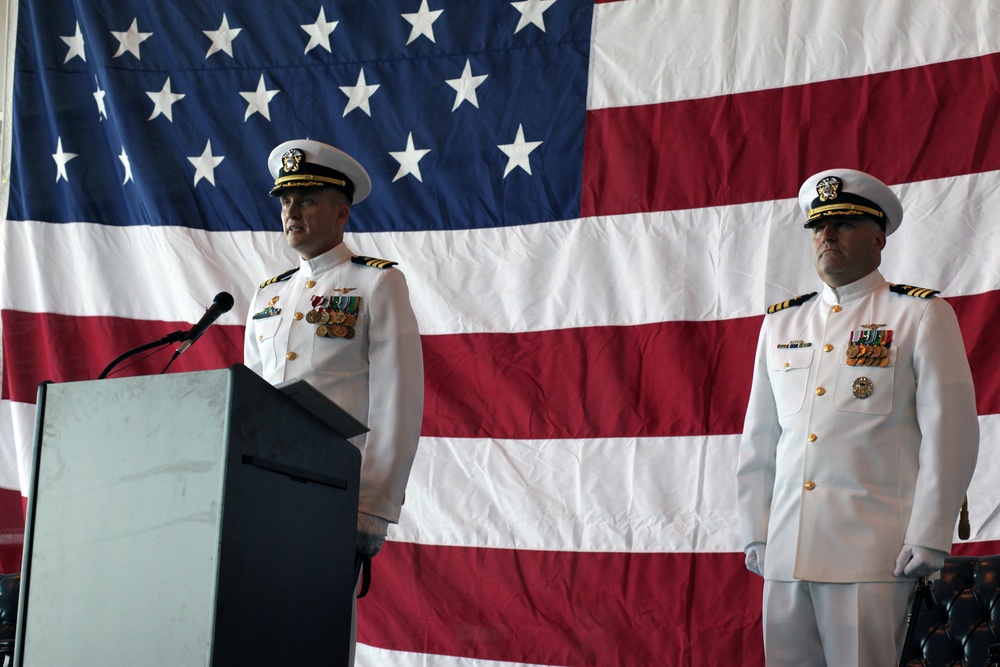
[736, 168, 979, 666]
[243, 139, 424, 661]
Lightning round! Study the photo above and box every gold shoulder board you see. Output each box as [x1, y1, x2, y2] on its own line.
[259, 267, 299, 288]
[766, 291, 818, 315]
[889, 284, 939, 299]
[351, 255, 398, 269]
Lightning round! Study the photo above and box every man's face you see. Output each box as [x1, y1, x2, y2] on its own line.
[810, 216, 886, 288]
[279, 188, 350, 260]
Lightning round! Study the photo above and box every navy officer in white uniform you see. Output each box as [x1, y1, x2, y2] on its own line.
[736, 168, 979, 666]
[244, 139, 424, 571]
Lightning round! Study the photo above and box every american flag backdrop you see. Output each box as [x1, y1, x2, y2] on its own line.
[3, 0, 1000, 664]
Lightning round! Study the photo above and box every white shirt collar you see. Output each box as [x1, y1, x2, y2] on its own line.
[299, 242, 353, 276]
[821, 269, 885, 305]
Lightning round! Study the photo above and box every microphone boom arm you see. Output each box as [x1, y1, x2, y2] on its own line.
[97, 329, 188, 379]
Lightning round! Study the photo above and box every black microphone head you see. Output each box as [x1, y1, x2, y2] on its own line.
[214, 292, 235, 312]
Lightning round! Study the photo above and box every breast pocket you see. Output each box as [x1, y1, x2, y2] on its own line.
[253, 316, 282, 377]
[768, 348, 814, 417]
[834, 348, 895, 415]
[311, 312, 366, 373]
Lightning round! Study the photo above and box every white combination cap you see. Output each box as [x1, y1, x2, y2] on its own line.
[798, 168, 902, 235]
[267, 139, 372, 204]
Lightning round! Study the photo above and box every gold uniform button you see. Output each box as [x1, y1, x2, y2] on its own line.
[807, 433, 817, 443]
[831, 305, 843, 313]
[286, 351, 297, 361]
[306, 280, 317, 288]
[804, 481, 816, 491]
[784, 362, 790, 368]
[823, 344, 834, 353]
[815, 387, 826, 396]
[293, 312, 304, 320]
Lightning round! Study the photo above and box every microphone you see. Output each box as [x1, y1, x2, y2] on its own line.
[176, 292, 235, 355]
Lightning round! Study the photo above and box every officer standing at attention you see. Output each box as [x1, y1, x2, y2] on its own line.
[736, 168, 979, 666]
[243, 139, 424, 608]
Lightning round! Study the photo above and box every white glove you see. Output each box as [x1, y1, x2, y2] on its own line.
[893, 543, 947, 578]
[745, 542, 766, 577]
[356, 512, 389, 558]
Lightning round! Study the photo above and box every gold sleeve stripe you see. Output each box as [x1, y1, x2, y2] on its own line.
[766, 291, 818, 315]
[890, 284, 939, 299]
[351, 255, 398, 269]
[259, 267, 299, 288]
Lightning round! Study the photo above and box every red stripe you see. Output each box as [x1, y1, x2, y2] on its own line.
[951, 291, 1000, 419]
[423, 316, 759, 438]
[0, 310, 244, 401]
[359, 539, 1000, 664]
[582, 52, 1000, 218]
[5, 289, 1000, 438]
[0, 487, 25, 574]
[358, 541, 766, 665]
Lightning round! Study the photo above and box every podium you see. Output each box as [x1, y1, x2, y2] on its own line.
[15, 365, 362, 666]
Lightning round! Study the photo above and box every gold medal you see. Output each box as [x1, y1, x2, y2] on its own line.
[316, 325, 329, 337]
[846, 344, 859, 358]
[306, 309, 321, 324]
[344, 326, 355, 339]
[344, 313, 357, 326]
[319, 310, 331, 324]
[331, 324, 347, 337]
[331, 311, 347, 325]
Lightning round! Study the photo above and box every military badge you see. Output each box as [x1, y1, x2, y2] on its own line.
[281, 148, 304, 174]
[308, 295, 361, 339]
[776, 340, 811, 349]
[852, 376, 874, 399]
[252, 305, 281, 319]
[816, 176, 842, 202]
[846, 324, 892, 367]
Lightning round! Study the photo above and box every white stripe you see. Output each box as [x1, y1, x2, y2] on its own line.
[5, 400, 1000, 554]
[965, 414, 1000, 544]
[394, 433, 743, 553]
[589, 0, 1000, 110]
[3, 399, 39, 492]
[357, 644, 567, 667]
[0, 399, 26, 490]
[390, 414, 1000, 553]
[4, 171, 1000, 334]
[0, 222, 297, 326]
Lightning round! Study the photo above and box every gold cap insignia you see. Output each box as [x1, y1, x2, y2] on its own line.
[281, 148, 304, 174]
[816, 176, 842, 202]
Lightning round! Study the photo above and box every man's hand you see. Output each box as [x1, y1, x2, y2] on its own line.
[745, 542, 766, 577]
[356, 512, 390, 558]
[893, 543, 947, 578]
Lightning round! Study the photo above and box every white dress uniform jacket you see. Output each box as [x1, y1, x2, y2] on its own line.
[737, 270, 979, 582]
[244, 242, 424, 523]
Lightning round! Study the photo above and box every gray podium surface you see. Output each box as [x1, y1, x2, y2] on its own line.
[16, 365, 361, 666]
